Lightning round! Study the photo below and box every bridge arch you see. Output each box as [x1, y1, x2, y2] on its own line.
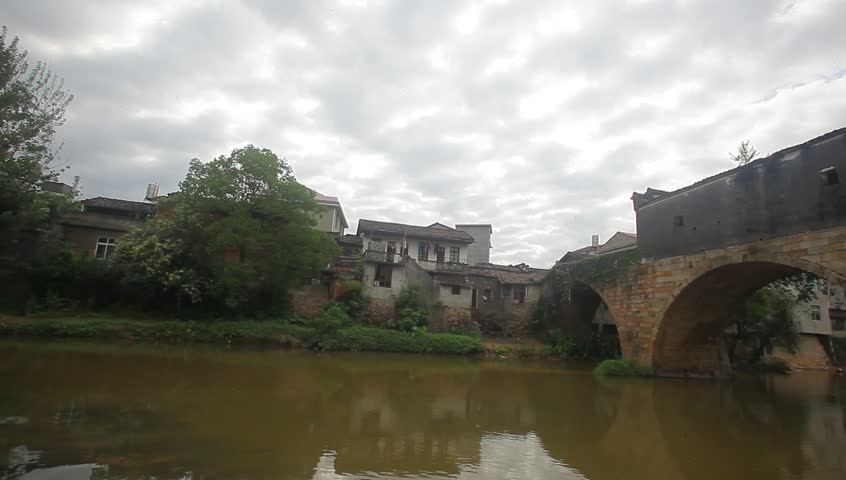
[650, 253, 846, 376]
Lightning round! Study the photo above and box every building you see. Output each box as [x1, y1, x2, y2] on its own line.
[355, 219, 546, 335]
[59, 196, 155, 259]
[455, 224, 492, 265]
[631, 127, 846, 259]
[314, 192, 348, 235]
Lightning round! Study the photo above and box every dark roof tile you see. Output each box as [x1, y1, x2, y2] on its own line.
[357, 219, 474, 243]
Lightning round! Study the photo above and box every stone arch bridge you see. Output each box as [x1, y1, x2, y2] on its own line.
[580, 225, 846, 376]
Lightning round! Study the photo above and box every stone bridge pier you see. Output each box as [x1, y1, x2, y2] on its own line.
[589, 226, 846, 377]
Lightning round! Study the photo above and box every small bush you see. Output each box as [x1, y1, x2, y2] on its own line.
[757, 357, 792, 374]
[320, 325, 482, 354]
[594, 359, 653, 377]
[309, 303, 351, 335]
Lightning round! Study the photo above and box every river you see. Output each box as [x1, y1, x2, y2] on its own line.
[0, 339, 844, 480]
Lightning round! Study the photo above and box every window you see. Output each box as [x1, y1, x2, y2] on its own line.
[387, 241, 396, 255]
[374, 264, 393, 288]
[418, 242, 429, 261]
[673, 216, 684, 227]
[511, 284, 526, 304]
[810, 305, 821, 321]
[436, 246, 446, 263]
[820, 166, 839, 186]
[482, 288, 492, 302]
[95, 237, 117, 259]
[449, 247, 460, 263]
[451, 285, 461, 295]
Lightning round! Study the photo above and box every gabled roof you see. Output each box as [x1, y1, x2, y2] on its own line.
[357, 219, 475, 243]
[597, 231, 637, 255]
[82, 197, 155, 216]
[433, 262, 549, 284]
[428, 222, 454, 230]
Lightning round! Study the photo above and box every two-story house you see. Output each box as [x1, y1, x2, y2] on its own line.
[357, 220, 476, 300]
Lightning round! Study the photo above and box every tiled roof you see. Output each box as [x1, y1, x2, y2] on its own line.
[434, 262, 549, 284]
[357, 219, 474, 243]
[82, 197, 155, 215]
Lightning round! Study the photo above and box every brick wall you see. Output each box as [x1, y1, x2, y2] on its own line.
[290, 284, 330, 318]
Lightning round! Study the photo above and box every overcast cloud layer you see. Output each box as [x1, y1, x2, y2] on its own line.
[3, 0, 845, 267]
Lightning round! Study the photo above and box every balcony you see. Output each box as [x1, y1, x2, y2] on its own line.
[364, 250, 402, 264]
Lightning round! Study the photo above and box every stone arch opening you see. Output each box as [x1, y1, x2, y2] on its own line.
[553, 282, 621, 351]
[651, 258, 843, 376]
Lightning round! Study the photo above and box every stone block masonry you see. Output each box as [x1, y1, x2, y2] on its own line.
[587, 225, 846, 376]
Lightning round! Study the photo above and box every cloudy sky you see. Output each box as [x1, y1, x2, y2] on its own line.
[3, 0, 845, 267]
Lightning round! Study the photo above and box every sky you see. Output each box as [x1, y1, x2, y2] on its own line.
[3, 0, 845, 268]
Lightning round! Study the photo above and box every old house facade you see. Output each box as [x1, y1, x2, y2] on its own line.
[355, 219, 546, 334]
[59, 196, 155, 259]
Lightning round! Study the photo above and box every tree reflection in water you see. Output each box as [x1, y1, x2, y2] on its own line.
[0, 340, 844, 480]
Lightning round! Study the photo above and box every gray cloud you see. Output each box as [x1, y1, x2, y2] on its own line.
[3, 0, 846, 267]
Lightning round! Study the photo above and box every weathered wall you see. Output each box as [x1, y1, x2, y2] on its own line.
[587, 225, 846, 376]
[436, 283, 473, 308]
[636, 130, 846, 259]
[291, 284, 330, 318]
[360, 298, 395, 326]
[315, 206, 341, 234]
[455, 225, 492, 265]
[62, 225, 129, 257]
[360, 233, 469, 265]
[429, 305, 473, 333]
[772, 334, 832, 369]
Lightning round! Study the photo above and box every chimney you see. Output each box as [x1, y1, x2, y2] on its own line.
[591, 234, 600, 254]
[144, 183, 160, 202]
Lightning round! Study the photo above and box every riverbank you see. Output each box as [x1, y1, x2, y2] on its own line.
[0, 314, 483, 355]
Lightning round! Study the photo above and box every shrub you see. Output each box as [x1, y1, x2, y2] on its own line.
[388, 283, 430, 331]
[309, 303, 351, 336]
[334, 278, 368, 318]
[757, 357, 792, 374]
[548, 329, 620, 361]
[594, 359, 653, 377]
[320, 325, 482, 354]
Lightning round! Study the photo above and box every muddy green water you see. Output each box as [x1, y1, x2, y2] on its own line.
[0, 340, 844, 480]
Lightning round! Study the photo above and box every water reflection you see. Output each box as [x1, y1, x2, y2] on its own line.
[0, 340, 844, 480]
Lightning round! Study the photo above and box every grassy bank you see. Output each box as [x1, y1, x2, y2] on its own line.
[0, 315, 482, 355]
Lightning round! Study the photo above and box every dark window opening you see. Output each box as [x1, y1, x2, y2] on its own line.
[482, 288, 492, 302]
[436, 246, 446, 263]
[374, 264, 393, 288]
[451, 285, 461, 295]
[673, 215, 684, 227]
[820, 167, 839, 186]
[502, 285, 512, 299]
[418, 242, 429, 261]
[449, 247, 460, 263]
[387, 241, 396, 258]
[511, 284, 526, 304]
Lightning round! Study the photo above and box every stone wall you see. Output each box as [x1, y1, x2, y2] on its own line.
[586, 225, 846, 376]
[429, 305, 473, 333]
[360, 298, 395, 326]
[772, 334, 832, 369]
[290, 284, 330, 318]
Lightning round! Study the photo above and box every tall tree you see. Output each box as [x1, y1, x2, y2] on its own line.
[729, 140, 758, 166]
[0, 26, 74, 305]
[117, 146, 340, 314]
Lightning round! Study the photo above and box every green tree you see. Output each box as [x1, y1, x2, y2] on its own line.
[116, 145, 340, 315]
[729, 140, 758, 166]
[0, 26, 75, 309]
[728, 286, 800, 364]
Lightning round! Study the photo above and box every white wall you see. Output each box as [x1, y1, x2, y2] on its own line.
[361, 234, 468, 264]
